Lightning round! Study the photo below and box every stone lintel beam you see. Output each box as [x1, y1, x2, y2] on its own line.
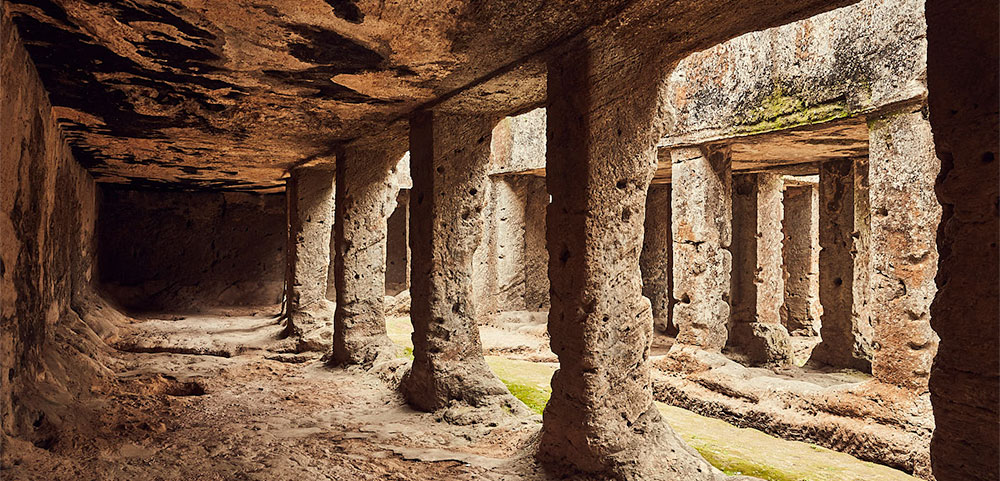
[669, 145, 733, 353]
[538, 36, 715, 480]
[867, 108, 940, 391]
[781, 185, 821, 336]
[641, 184, 674, 334]
[331, 142, 407, 366]
[811, 157, 873, 371]
[729, 173, 792, 366]
[400, 110, 524, 416]
[283, 166, 336, 351]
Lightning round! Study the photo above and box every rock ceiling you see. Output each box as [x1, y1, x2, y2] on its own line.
[8, 0, 850, 191]
[7, 0, 629, 191]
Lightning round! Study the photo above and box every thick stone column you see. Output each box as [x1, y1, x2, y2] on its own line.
[284, 167, 336, 351]
[494, 177, 528, 310]
[867, 109, 940, 391]
[523, 175, 550, 310]
[385, 190, 410, 295]
[400, 110, 522, 414]
[670, 146, 732, 353]
[641, 184, 674, 334]
[538, 39, 715, 480]
[926, 1, 999, 477]
[781, 184, 821, 336]
[331, 143, 404, 365]
[729, 173, 792, 365]
[810, 158, 873, 371]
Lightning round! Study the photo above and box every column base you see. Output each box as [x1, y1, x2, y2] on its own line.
[729, 323, 793, 367]
[400, 358, 533, 423]
[282, 299, 335, 352]
[332, 334, 397, 367]
[538, 403, 720, 481]
[808, 342, 873, 372]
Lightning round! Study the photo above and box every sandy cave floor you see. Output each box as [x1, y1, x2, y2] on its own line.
[3, 310, 920, 481]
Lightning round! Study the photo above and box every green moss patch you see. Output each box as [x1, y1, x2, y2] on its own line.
[735, 88, 853, 135]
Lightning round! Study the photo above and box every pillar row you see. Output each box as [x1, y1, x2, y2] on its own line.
[538, 37, 716, 480]
[868, 109, 940, 391]
[331, 143, 404, 366]
[400, 110, 524, 414]
[283, 167, 336, 351]
[670, 146, 732, 353]
[641, 183, 674, 334]
[729, 173, 793, 365]
[811, 157, 873, 371]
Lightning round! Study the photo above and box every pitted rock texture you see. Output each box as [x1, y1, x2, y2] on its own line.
[670, 146, 732, 353]
[781, 184, 821, 336]
[641, 184, 674, 334]
[3, 0, 636, 190]
[283, 167, 336, 351]
[332, 142, 407, 365]
[926, 0, 999, 478]
[401, 111, 521, 415]
[5, 0, 849, 191]
[98, 188, 285, 312]
[385, 190, 410, 296]
[867, 109, 939, 391]
[538, 33, 720, 480]
[811, 157, 873, 371]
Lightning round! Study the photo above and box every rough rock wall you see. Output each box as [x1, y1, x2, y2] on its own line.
[1, 9, 121, 456]
[925, 0, 999, 478]
[98, 188, 285, 312]
[664, 0, 928, 143]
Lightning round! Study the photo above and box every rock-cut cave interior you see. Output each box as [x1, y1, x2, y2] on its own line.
[1, 0, 997, 480]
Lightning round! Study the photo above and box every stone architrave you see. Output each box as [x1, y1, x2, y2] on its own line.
[284, 167, 336, 351]
[729, 173, 793, 365]
[331, 143, 405, 365]
[670, 146, 732, 353]
[868, 109, 940, 391]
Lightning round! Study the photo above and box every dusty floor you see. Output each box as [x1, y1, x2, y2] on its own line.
[2, 310, 920, 481]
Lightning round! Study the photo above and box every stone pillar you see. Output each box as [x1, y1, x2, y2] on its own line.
[331, 143, 404, 365]
[400, 110, 522, 413]
[670, 146, 732, 353]
[494, 177, 528, 311]
[781, 184, 821, 336]
[385, 190, 409, 296]
[926, 1, 999, 477]
[284, 167, 336, 351]
[729, 173, 792, 365]
[539, 39, 715, 480]
[641, 183, 674, 334]
[810, 158, 873, 371]
[867, 109, 940, 391]
[523, 175, 549, 310]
